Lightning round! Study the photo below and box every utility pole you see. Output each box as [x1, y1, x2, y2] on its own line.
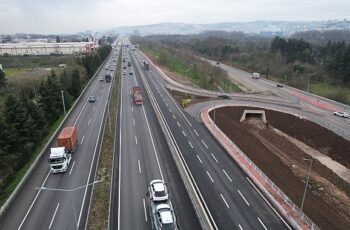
[61, 90, 66, 115]
[306, 73, 311, 92]
[301, 158, 313, 213]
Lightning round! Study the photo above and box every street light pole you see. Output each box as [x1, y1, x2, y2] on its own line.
[301, 158, 313, 213]
[61, 90, 66, 115]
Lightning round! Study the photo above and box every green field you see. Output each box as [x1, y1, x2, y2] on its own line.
[310, 82, 350, 105]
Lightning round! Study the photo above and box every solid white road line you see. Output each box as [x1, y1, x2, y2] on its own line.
[222, 169, 232, 182]
[69, 161, 76, 175]
[88, 118, 91, 126]
[143, 199, 148, 222]
[182, 130, 187, 137]
[220, 193, 230, 208]
[201, 139, 208, 149]
[196, 155, 203, 164]
[81, 136, 85, 145]
[177, 122, 181, 127]
[238, 224, 243, 230]
[210, 153, 218, 163]
[206, 171, 214, 183]
[135, 135, 138, 145]
[258, 217, 268, 230]
[188, 141, 193, 149]
[18, 171, 51, 229]
[194, 129, 199, 136]
[237, 190, 250, 206]
[133, 118, 135, 126]
[49, 203, 60, 229]
[138, 160, 142, 174]
[246, 177, 291, 229]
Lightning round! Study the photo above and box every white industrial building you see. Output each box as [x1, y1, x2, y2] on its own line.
[0, 42, 97, 56]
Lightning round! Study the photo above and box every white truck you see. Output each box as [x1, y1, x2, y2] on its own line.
[252, 72, 260, 79]
[49, 147, 72, 173]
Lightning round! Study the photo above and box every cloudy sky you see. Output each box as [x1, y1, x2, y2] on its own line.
[1, 0, 349, 34]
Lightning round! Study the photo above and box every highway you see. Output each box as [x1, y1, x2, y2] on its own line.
[110, 46, 201, 229]
[130, 48, 292, 229]
[0, 41, 119, 230]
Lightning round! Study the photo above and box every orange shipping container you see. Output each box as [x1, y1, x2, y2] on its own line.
[57, 127, 78, 153]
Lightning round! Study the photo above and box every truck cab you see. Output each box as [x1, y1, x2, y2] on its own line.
[49, 147, 71, 173]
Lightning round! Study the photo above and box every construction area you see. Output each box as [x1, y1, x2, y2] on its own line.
[210, 106, 350, 230]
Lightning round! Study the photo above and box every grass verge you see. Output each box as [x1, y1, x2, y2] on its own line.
[87, 52, 120, 230]
[0, 115, 64, 206]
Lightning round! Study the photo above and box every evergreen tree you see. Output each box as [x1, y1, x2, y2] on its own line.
[0, 69, 6, 88]
[69, 69, 81, 98]
[59, 69, 71, 91]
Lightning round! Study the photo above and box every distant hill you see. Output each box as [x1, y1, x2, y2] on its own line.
[112, 20, 350, 37]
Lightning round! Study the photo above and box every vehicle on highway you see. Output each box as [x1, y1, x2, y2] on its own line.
[123, 70, 127, 75]
[132, 86, 143, 105]
[123, 66, 127, 69]
[216, 61, 220, 65]
[252, 72, 260, 79]
[128, 61, 131, 67]
[105, 74, 112, 82]
[218, 92, 230, 99]
[99, 76, 104, 81]
[151, 203, 177, 230]
[105, 65, 109, 70]
[149, 180, 168, 202]
[143, 60, 150, 70]
[49, 126, 78, 173]
[89, 95, 96, 103]
[129, 71, 133, 75]
[276, 83, 283, 88]
[333, 111, 349, 118]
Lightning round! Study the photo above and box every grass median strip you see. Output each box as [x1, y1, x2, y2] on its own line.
[87, 52, 121, 230]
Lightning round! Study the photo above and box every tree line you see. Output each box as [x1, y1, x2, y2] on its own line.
[0, 44, 112, 200]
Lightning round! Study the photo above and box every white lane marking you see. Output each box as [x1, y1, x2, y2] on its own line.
[246, 177, 292, 229]
[69, 161, 76, 175]
[210, 153, 218, 163]
[222, 169, 232, 182]
[131, 107, 133, 112]
[169, 108, 172, 113]
[88, 118, 91, 126]
[138, 160, 142, 174]
[194, 129, 199, 136]
[196, 154, 203, 164]
[237, 190, 250, 206]
[172, 114, 176, 119]
[177, 122, 181, 127]
[133, 118, 135, 126]
[135, 135, 138, 145]
[188, 141, 193, 149]
[206, 171, 214, 183]
[143, 199, 148, 222]
[165, 103, 168, 107]
[258, 217, 268, 230]
[201, 139, 208, 149]
[182, 130, 187, 137]
[238, 224, 243, 230]
[18, 171, 51, 229]
[49, 203, 60, 229]
[81, 136, 85, 145]
[220, 193, 230, 208]
[93, 106, 95, 112]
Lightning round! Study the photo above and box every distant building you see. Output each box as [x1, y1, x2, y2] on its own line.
[260, 31, 284, 37]
[0, 42, 97, 56]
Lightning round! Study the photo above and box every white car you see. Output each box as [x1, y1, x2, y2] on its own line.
[99, 76, 104, 81]
[149, 180, 168, 202]
[153, 203, 177, 230]
[123, 70, 127, 75]
[333, 111, 349, 118]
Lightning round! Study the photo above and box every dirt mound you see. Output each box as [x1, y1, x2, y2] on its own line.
[211, 106, 350, 230]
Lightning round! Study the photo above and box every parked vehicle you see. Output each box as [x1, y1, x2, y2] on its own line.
[49, 127, 78, 173]
[132, 86, 143, 105]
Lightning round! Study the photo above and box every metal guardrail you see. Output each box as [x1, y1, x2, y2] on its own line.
[202, 104, 320, 230]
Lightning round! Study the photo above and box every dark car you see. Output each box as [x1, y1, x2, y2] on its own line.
[276, 84, 283, 88]
[218, 92, 230, 99]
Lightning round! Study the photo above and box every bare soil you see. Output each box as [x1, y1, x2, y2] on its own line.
[211, 106, 350, 230]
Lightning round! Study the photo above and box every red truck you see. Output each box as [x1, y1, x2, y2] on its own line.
[132, 86, 143, 105]
[57, 126, 78, 153]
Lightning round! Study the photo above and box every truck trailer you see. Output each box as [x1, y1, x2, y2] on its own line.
[49, 127, 78, 173]
[252, 72, 260, 79]
[105, 73, 112, 82]
[132, 86, 143, 105]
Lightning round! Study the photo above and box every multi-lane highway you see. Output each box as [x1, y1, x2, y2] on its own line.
[110, 46, 201, 229]
[0, 41, 119, 230]
[129, 48, 292, 229]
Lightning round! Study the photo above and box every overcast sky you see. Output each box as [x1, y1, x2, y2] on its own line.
[1, 0, 349, 34]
